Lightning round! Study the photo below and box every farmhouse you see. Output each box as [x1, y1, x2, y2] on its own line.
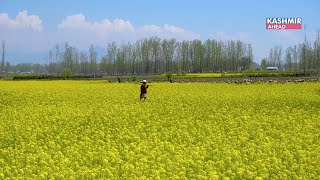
[266, 67, 279, 71]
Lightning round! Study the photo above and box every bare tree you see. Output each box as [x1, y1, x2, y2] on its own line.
[89, 44, 97, 78]
[1, 41, 5, 74]
[285, 47, 293, 71]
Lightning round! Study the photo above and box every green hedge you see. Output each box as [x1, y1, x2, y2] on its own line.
[10, 74, 103, 80]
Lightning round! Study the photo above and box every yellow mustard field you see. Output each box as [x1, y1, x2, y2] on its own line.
[0, 81, 319, 179]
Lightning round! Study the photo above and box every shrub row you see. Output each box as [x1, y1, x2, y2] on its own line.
[11, 74, 103, 80]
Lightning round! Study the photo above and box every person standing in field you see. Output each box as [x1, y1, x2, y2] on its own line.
[140, 80, 149, 100]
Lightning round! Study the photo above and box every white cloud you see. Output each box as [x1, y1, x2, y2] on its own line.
[112, 19, 134, 32]
[0, 10, 43, 31]
[163, 24, 185, 33]
[140, 24, 199, 40]
[58, 14, 91, 30]
[141, 24, 186, 34]
[56, 14, 138, 49]
[58, 14, 198, 40]
[141, 25, 162, 33]
[56, 14, 199, 48]
[0, 12, 198, 63]
[0, 11, 48, 59]
[58, 14, 134, 33]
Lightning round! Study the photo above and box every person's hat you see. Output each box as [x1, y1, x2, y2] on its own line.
[142, 80, 147, 83]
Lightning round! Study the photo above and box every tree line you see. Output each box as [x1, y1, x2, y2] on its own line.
[2, 34, 320, 76]
[261, 32, 320, 74]
[42, 37, 254, 76]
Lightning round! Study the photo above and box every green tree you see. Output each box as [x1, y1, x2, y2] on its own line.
[285, 47, 293, 71]
[261, 59, 267, 70]
[63, 68, 72, 80]
[165, 71, 173, 81]
[89, 44, 97, 78]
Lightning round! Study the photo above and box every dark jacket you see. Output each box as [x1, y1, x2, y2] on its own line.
[140, 84, 148, 94]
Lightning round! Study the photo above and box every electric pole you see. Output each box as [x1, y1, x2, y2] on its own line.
[302, 25, 307, 74]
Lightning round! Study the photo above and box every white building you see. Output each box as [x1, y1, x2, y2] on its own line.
[266, 67, 279, 71]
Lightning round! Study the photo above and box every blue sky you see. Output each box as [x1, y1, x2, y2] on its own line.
[1, 0, 319, 64]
